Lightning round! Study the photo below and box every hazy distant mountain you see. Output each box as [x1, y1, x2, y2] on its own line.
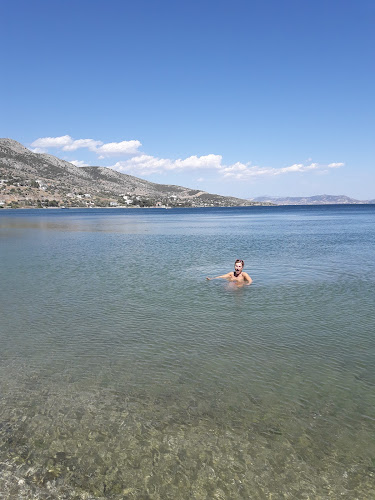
[0, 138, 268, 208]
[249, 194, 374, 205]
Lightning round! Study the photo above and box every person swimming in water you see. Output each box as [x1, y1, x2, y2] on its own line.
[206, 259, 252, 285]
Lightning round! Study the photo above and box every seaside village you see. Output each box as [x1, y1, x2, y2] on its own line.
[0, 176, 202, 209]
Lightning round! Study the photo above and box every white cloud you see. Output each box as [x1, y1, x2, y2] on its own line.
[63, 139, 103, 152]
[113, 154, 222, 175]
[221, 163, 276, 178]
[279, 163, 304, 173]
[112, 154, 345, 179]
[174, 154, 222, 170]
[31, 135, 73, 149]
[96, 140, 142, 157]
[221, 162, 343, 180]
[69, 160, 89, 167]
[278, 163, 319, 174]
[29, 135, 344, 182]
[30, 135, 141, 156]
[328, 162, 344, 168]
[113, 155, 170, 174]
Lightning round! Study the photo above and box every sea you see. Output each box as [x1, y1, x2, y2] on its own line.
[0, 205, 374, 499]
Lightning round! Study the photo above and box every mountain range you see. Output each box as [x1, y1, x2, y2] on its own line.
[249, 195, 375, 205]
[0, 138, 266, 208]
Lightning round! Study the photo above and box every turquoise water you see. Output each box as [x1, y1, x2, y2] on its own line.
[1, 205, 375, 498]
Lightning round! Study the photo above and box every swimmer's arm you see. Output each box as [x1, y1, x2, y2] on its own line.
[243, 272, 253, 285]
[206, 272, 233, 281]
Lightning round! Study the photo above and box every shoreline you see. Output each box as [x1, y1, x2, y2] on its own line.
[1, 203, 375, 210]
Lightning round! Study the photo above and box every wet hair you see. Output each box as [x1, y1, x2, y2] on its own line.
[235, 259, 244, 267]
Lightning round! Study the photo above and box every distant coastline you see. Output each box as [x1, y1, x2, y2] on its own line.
[2, 203, 375, 211]
[248, 194, 375, 205]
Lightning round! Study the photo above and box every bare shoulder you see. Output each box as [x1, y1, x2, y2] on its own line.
[243, 272, 252, 283]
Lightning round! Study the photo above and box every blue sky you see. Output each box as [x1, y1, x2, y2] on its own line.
[1, 0, 374, 199]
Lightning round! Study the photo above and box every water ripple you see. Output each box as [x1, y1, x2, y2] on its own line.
[1, 206, 375, 498]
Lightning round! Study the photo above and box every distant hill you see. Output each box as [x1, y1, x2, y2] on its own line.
[249, 194, 375, 205]
[0, 138, 269, 208]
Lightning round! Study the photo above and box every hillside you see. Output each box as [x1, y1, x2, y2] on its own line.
[0, 139, 268, 208]
[249, 194, 375, 205]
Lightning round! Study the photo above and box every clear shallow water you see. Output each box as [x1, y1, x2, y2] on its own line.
[0, 205, 375, 499]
